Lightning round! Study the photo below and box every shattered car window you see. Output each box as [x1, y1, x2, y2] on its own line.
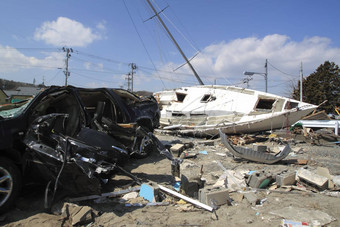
[0, 101, 30, 119]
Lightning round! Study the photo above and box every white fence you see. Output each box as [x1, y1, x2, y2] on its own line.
[295, 120, 340, 136]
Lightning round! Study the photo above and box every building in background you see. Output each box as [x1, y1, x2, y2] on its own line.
[3, 86, 43, 104]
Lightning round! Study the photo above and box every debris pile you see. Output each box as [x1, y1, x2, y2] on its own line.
[1, 126, 340, 226]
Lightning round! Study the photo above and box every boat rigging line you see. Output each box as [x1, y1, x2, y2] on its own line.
[145, 0, 204, 85]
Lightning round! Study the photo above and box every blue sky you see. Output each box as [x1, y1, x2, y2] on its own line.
[0, 0, 339, 97]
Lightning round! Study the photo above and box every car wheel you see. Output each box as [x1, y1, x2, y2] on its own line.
[0, 157, 22, 213]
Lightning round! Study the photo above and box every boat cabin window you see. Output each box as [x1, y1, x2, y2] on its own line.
[172, 112, 185, 117]
[255, 98, 275, 110]
[284, 101, 299, 110]
[201, 94, 216, 103]
[176, 93, 186, 102]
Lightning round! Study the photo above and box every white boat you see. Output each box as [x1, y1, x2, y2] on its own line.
[145, 1, 317, 136]
[154, 85, 317, 136]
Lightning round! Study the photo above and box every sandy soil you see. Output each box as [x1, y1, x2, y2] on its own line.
[1, 130, 340, 226]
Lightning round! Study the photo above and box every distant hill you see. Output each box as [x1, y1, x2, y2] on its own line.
[0, 78, 46, 90]
[0, 78, 154, 97]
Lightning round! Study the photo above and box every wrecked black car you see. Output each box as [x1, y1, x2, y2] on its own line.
[0, 86, 178, 212]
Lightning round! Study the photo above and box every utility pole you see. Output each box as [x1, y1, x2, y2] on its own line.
[300, 62, 303, 102]
[243, 76, 252, 88]
[62, 47, 73, 86]
[145, 0, 204, 85]
[126, 63, 137, 92]
[244, 58, 268, 92]
[264, 59, 268, 93]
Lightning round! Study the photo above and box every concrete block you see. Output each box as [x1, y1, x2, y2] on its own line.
[317, 167, 334, 189]
[333, 175, 340, 187]
[61, 203, 95, 226]
[180, 174, 204, 198]
[170, 144, 185, 157]
[139, 182, 160, 202]
[229, 192, 244, 203]
[297, 168, 328, 189]
[213, 170, 247, 191]
[276, 171, 296, 187]
[243, 192, 259, 205]
[247, 171, 272, 188]
[199, 187, 229, 206]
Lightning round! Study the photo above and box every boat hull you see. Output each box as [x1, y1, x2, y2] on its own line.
[154, 85, 317, 136]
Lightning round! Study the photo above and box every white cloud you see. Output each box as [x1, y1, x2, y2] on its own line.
[0, 45, 64, 73]
[34, 17, 103, 47]
[83, 62, 104, 71]
[192, 34, 340, 79]
[96, 21, 107, 31]
[84, 62, 92, 70]
[153, 34, 340, 95]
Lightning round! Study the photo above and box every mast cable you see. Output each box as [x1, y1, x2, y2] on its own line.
[146, 0, 204, 85]
[123, 0, 166, 89]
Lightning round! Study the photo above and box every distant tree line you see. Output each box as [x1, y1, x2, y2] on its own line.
[0, 79, 46, 90]
[292, 61, 340, 114]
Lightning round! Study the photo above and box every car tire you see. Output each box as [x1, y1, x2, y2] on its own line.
[0, 157, 22, 213]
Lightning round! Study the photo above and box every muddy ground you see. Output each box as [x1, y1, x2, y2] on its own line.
[1, 129, 340, 226]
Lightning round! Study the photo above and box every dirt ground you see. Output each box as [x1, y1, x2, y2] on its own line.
[1, 129, 340, 227]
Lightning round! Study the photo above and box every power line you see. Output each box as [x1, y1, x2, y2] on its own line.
[123, 0, 166, 89]
[70, 71, 116, 83]
[46, 69, 63, 85]
[0, 63, 61, 69]
[267, 60, 298, 78]
[157, 1, 201, 53]
[0, 47, 58, 51]
[76, 51, 129, 65]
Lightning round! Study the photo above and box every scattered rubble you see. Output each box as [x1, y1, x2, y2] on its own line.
[270, 207, 336, 226]
[1, 128, 340, 226]
[219, 129, 292, 164]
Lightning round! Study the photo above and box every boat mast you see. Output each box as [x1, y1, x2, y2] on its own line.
[145, 0, 204, 85]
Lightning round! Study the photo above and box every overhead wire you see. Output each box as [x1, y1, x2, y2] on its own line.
[0, 47, 58, 52]
[70, 57, 127, 75]
[0, 63, 62, 70]
[142, 0, 208, 86]
[153, 0, 222, 86]
[138, 68, 197, 85]
[70, 71, 120, 84]
[139, 1, 170, 66]
[1, 46, 200, 80]
[155, 0, 200, 53]
[267, 60, 299, 78]
[122, 0, 166, 89]
[46, 69, 63, 85]
[76, 50, 130, 65]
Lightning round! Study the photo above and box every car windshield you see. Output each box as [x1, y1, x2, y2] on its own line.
[0, 100, 31, 119]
